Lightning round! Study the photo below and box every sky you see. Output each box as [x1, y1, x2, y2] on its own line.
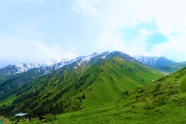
[0, 0, 186, 68]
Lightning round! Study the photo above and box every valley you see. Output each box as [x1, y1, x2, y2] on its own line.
[0, 51, 185, 124]
[1, 1, 186, 124]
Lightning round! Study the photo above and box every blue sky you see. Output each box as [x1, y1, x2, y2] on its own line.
[0, 0, 186, 68]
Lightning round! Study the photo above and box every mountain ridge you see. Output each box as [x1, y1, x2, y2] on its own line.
[0, 52, 107, 76]
[0, 51, 111, 98]
[0, 51, 163, 117]
[1, 52, 185, 76]
[134, 55, 175, 66]
[134, 55, 186, 72]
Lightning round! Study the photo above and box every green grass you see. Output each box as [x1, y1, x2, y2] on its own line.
[16, 98, 186, 124]
[17, 80, 186, 124]
[74, 57, 163, 106]
[12, 67, 186, 124]
[156, 67, 186, 83]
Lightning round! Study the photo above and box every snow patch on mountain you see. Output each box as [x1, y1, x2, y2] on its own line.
[134, 56, 159, 65]
[134, 55, 175, 67]
[0, 53, 102, 76]
[42, 59, 68, 67]
[0, 51, 130, 76]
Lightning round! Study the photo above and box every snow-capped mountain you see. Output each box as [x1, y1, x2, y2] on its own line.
[0, 51, 111, 76]
[0, 59, 68, 76]
[0, 51, 119, 97]
[0, 51, 136, 77]
[0, 64, 35, 75]
[134, 56, 176, 67]
[1, 52, 184, 77]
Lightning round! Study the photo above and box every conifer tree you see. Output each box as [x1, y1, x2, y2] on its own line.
[82, 93, 85, 99]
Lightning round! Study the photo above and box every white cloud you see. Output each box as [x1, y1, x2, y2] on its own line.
[96, 31, 147, 56]
[0, 38, 77, 67]
[1, 0, 186, 68]
[73, 0, 100, 17]
[68, 46, 77, 52]
[32, 41, 78, 61]
[150, 33, 186, 62]
[84, 0, 186, 61]
[34, 41, 62, 60]
[61, 52, 77, 59]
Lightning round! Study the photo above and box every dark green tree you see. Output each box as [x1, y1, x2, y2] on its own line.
[125, 90, 129, 96]
[82, 93, 85, 99]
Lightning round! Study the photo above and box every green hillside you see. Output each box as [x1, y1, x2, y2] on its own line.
[54, 67, 186, 124]
[80, 57, 162, 106]
[0, 52, 163, 119]
[16, 68, 186, 124]
[156, 67, 186, 83]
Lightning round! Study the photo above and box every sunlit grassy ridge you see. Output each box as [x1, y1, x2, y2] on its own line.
[15, 87, 186, 124]
[79, 57, 162, 106]
[156, 67, 186, 83]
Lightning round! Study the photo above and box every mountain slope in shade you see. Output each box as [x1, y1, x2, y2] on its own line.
[134, 56, 186, 73]
[0, 51, 163, 117]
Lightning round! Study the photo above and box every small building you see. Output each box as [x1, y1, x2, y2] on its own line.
[15, 113, 28, 117]
[15, 113, 31, 122]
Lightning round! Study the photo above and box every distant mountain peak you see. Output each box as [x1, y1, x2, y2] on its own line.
[134, 55, 175, 67]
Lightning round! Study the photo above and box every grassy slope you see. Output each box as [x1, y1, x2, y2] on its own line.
[80, 57, 163, 106]
[156, 67, 186, 83]
[16, 67, 186, 124]
[52, 67, 186, 124]
[0, 56, 163, 118]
